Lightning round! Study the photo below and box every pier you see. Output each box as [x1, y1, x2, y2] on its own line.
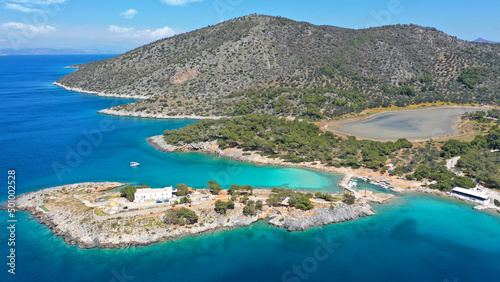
[338, 174, 357, 194]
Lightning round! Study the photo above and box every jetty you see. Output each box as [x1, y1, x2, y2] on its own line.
[338, 174, 357, 194]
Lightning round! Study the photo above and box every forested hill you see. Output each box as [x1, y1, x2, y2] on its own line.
[57, 14, 500, 118]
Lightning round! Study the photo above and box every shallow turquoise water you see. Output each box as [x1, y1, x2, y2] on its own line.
[0, 55, 341, 197]
[1, 55, 500, 281]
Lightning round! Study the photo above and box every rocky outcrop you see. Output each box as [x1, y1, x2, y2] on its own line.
[147, 135, 218, 153]
[171, 68, 198, 84]
[53, 82, 149, 99]
[269, 203, 374, 231]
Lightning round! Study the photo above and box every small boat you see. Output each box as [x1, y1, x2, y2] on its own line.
[346, 180, 358, 188]
[130, 162, 140, 167]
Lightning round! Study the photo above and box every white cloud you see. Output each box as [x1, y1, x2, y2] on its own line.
[120, 9, 138, 19]
[5, 3, 43, 13]
[1, 22, 57, 34]
[161, 0, 202, 6]
[109, 25, 134, 34]
[149, 26, 176, 39]
[108, 25, 176, 40]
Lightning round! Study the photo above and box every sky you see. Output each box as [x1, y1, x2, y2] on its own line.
[0, 0, 499, 52]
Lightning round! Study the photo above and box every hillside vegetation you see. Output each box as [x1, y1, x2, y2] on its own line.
[57, 14, 500, 118]
[163, 114, 413, 168]
[164, 114, 500, 191]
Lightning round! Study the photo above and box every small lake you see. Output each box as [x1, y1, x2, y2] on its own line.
[335, 107, 481, 140]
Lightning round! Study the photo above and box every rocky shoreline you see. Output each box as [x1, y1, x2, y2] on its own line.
[269, 204, 374, 231]
[53, 82, 150, 99]
[54, 81, 226, 119]
[3, 182, 377, 249]
[99, 108, 224, 120]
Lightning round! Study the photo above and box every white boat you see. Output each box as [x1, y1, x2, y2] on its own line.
[346, 180, 358, 188]
[130, 162, 140, 167]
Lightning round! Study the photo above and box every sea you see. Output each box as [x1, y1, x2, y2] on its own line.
[1, 55, 499, 282]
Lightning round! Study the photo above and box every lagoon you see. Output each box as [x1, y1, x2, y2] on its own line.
[336, 107, 480, 140]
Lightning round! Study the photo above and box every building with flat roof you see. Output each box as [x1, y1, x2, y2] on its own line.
[134, 186, 176, 203]
[451, 187, 491, 205]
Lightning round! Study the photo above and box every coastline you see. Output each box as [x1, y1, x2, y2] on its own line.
[147, 135, 424, 191]
[53, 81, 150, 99]
[3, 182, 378, 249]
[148, 134, 500, 212]
[54, 81, 224, 119]
[98, 108, 225, 120]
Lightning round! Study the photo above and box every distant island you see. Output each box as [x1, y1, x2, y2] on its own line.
[473, 38, 499, 44]
[0, 48, 119, 55]
[4, 182, 393, 249]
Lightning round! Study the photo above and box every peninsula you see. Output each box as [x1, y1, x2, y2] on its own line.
[4, 182, 393, 249]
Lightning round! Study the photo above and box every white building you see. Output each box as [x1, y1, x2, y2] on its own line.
[134, 186, 176, 203]
[451, 187, 491, 205]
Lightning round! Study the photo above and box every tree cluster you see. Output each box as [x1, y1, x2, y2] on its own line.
[214, 200, 235, 214]
[164, 115, 413, 170]
[266, 188, 314, 210]
[120, 186, 138, 202]
[176, 183, 189, 196]
[165, 207, 198, 225]
[228, 184, 253, 195]
[207, 180, 222, 194]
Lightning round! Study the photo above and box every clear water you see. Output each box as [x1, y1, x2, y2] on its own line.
[1, 56, 499, 281]
[336, 107, 479, 140]
[0, 55, 341, 194]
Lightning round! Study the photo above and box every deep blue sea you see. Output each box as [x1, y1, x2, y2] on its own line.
[1, 55, 500, 281]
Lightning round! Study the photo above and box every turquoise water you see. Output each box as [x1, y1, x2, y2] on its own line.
[1, 56, 500, 281]
[0, 55, 341, 195]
